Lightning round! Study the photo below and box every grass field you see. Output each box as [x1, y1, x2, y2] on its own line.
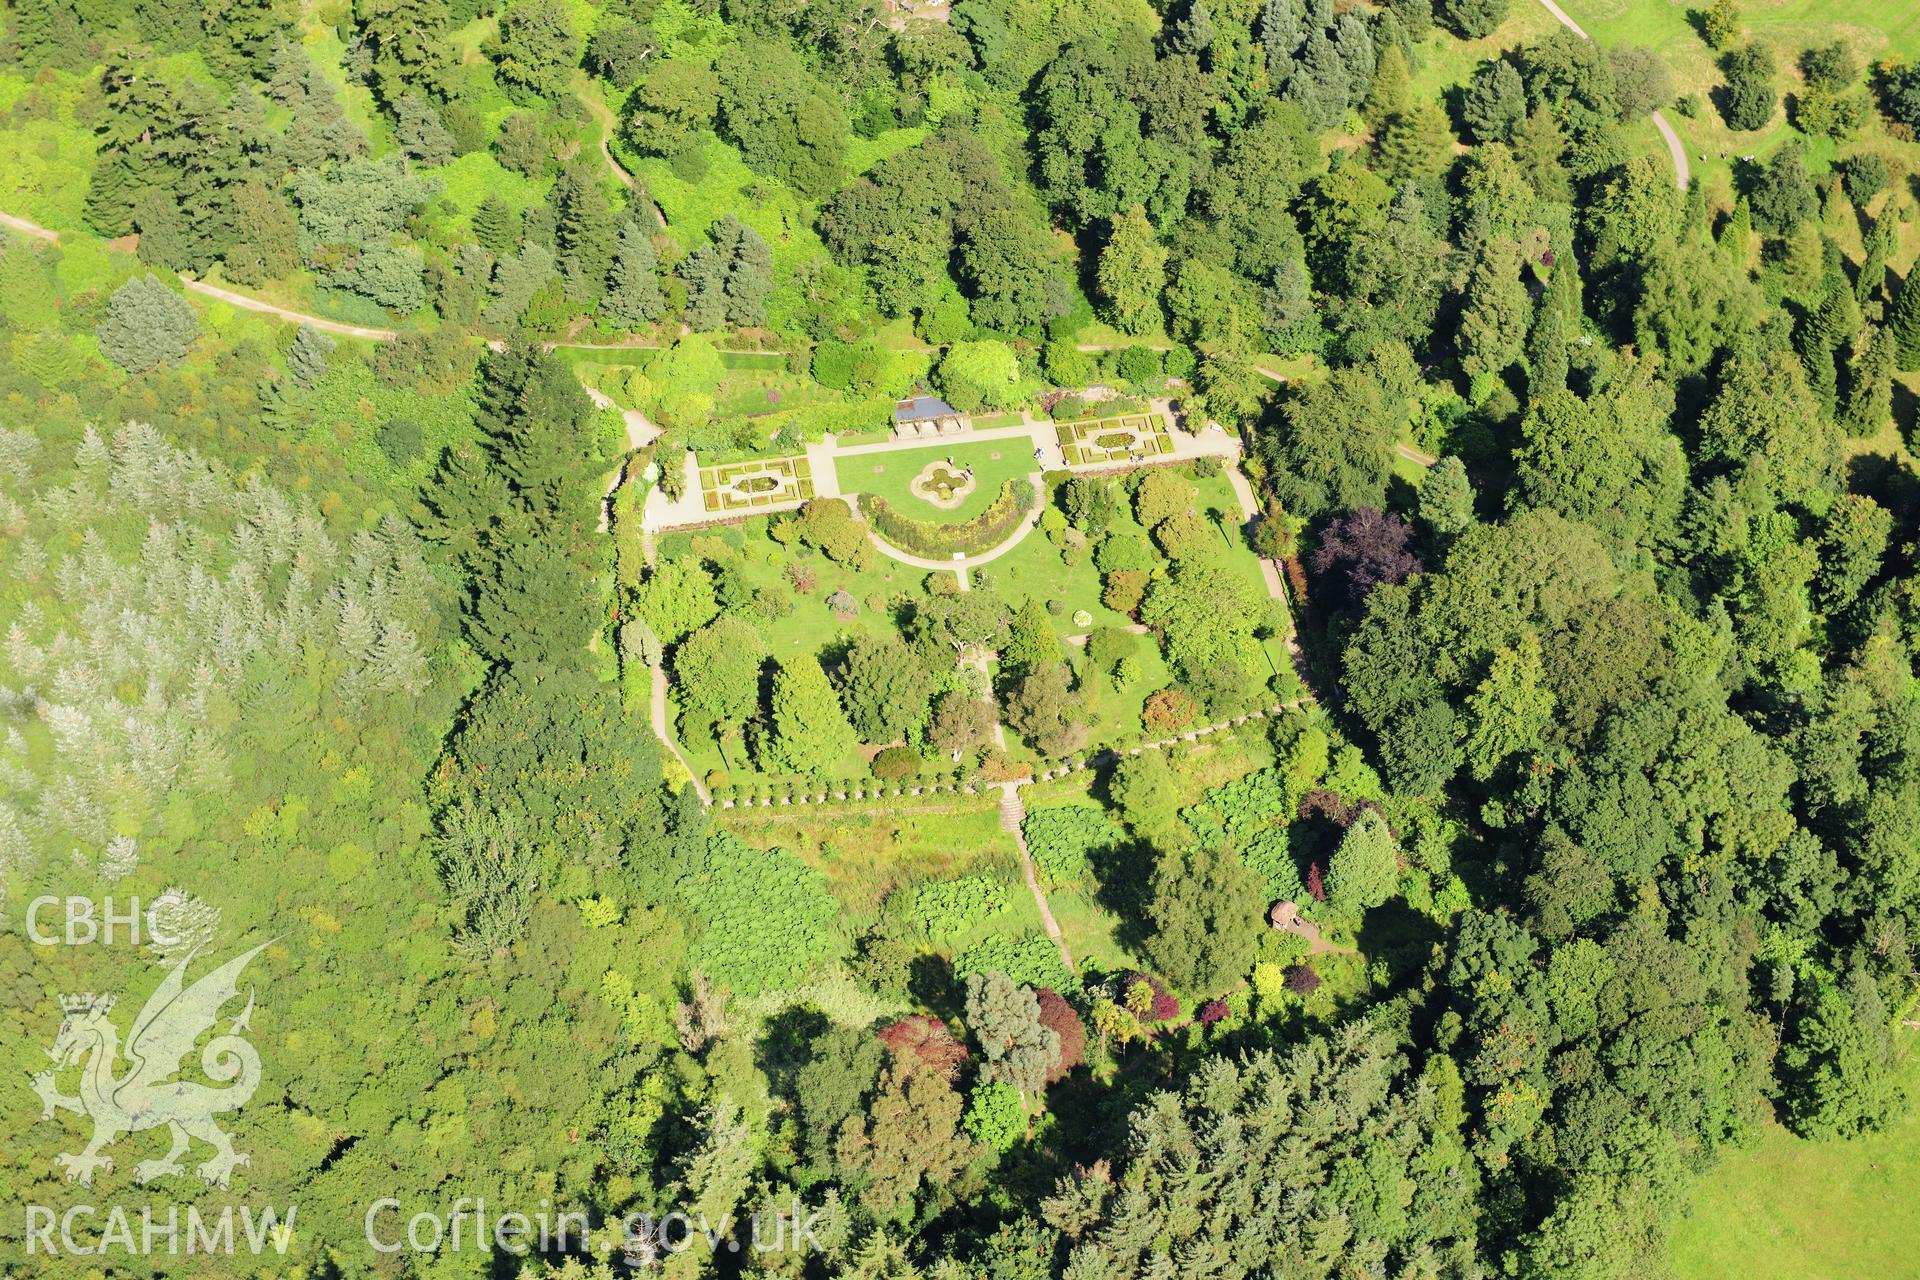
[1552, 0, 1920, 211]
[846, 438, 1037, 523]
[1668, 1040, 1920, 1280]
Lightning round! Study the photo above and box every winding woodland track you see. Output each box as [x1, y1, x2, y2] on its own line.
[1530, 0, 1690, 190]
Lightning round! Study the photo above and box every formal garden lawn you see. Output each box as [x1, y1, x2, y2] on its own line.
[1667, 1042, 1920, 1280]
[849, 438, 1037, 523]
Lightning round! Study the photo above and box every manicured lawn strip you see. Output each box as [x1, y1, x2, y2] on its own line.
[849, 439, 1037, 524]
[970, 411, 1025, 429]
[1667, 1045, 1920, 1280]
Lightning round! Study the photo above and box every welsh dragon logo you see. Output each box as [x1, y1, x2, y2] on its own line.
[30, 941, 271, 1188]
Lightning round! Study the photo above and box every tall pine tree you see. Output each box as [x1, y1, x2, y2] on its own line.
[601, 219, 664, 330]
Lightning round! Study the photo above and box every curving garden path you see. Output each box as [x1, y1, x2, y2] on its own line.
[1530, 0, 1689, 190]
[181, 277, 401, 339]
[577, 76, 670, 230]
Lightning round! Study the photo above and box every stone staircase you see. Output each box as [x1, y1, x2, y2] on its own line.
[996, 782, 1025, 834]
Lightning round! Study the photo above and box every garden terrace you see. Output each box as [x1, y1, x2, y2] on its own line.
[1055, 413, 1176, 466]
[699, 455, 815, 513]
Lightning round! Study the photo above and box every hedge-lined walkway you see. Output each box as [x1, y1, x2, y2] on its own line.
[713, 699, 1311, 811]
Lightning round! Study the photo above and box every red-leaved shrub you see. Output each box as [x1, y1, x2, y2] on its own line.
[877, 1015, 969, 1079]
[1036, 989, 1086, 1081]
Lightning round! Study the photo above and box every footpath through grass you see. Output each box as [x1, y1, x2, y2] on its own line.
[1666, 1041, 1920, 1280]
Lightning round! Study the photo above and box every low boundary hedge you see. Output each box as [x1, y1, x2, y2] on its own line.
[863, 477, 1035, 558]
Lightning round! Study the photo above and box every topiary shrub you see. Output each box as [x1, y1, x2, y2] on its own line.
[872, 745, 923, 780]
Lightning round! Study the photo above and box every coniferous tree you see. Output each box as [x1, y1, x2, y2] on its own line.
[394, 95, 455, 165]
[288, 324, 336, 388]
[1096, 205, 1168, 336]
[1842, 323, 1893, 434]
[358, 0, 455, 101]
[764, 654, 858, 775]
[1283, 27, 1350, 132]
[1260, 0, 1303, 80]
[1328, 809, 1400, 913]
[1856, 213, 1895, 306]
[1889, 268, 1920, 370]
[1721, 41, 1777, 131]
[553, 166, 619, 304]
[1143, 843, 1265, 993]
[1719, 194, 1754, 266]
[473, 195, 521, 256]
[96, 275, 199, 373]
[1458, 238, 1530, 377]
[1461, 57, 1526, 142]
[201, 0, 290, 79]
[1362, 43, 1412, 127]
[1526, 289, 1570, 398]
[964, 971, 1060, 1100]
[1419, 455, 1476, 538]
[1333, 12, 1374, 93]
[1374, 94, 1454, 183]
[601, 219, 664, 329]
[1798, 268, 1860, 415]
[681, 216, 774, 329]
[1441, 0, 1508, 40]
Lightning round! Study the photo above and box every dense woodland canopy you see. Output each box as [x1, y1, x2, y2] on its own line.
[2, 0, 1920, 1276]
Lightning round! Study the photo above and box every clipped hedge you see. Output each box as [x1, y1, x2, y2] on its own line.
[864, 477, 1035, 558]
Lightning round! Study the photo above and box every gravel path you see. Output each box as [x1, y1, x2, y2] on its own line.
[996, 782, 1075, 974]
[1531, 0, 1689, 190]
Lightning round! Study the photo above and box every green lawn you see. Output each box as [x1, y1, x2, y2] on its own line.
[1556, 0, 1920, 223]
[1667, 1041, 1920, 1280]
[844, 439, 1037, 523]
